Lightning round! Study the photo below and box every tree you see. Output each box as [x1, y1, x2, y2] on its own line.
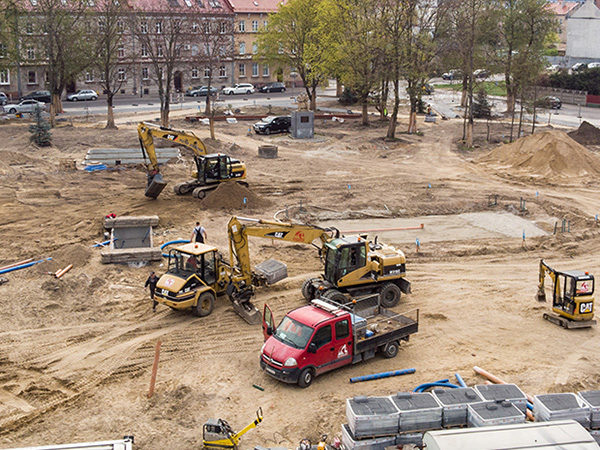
[95, 0, 131, 129]
[29, 106, 51, 146]
[257, 0, 327, 111]
[29, 0, 94, 126]
[472, 88, 491, 118]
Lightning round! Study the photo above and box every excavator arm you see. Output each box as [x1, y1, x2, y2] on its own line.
[537, 259, 558, 302]
[138, 122, 208, 198]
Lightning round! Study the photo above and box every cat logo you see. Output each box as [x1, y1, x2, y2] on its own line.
[164, 134, 177, 141]
[294, 231, 305, 242]
[580, 302, 593, 314]
[265, 231, 288, 239]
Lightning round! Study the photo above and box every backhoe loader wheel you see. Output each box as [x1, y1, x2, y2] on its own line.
[194, 292, 215, 317]
[192, 187, 207, 199]
[301, 278, 321, 301]
[379, 282, 401, 308]
[321, 289, 346, 304]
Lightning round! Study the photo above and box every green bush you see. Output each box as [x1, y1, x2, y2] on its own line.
[541, 68, 600, 95]
[338, 87, 358, 105]
[28, 107, 52, 146]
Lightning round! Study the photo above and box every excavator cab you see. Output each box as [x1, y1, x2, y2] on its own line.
[323, 239, 367, 285]
[195, 154, 233, 183]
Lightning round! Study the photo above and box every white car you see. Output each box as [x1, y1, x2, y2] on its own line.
[588, 62, 600, 69]
[222, 83, 255, 95]
[571, 62, 587, 71]
[4, 99, 46, 114]
[67, 89, 98, 101]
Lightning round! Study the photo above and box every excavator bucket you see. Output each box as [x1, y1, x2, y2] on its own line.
[536, 288, 546, 302]
[232, 300, 262, 325]
[145, 173, 167, 198]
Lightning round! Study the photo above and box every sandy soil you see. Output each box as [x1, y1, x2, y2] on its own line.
[1, 108, 600, 449]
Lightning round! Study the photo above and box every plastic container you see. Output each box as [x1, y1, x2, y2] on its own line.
[468, 401, 526, 427]
[341, 424, 397, 450]
[254, 259, 287, 284]
[346, 396, 399, 438]
[474, 384, 528, 413]
[533, 393, 591, 428]
[389, 392, 443, 433]
[579, 391, 600, 429]
[431, 388, 482, 427]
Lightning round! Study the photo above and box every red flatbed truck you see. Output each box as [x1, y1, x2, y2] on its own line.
[260, 297, 419, 388]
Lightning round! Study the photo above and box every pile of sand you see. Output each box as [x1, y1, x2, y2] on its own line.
[479, 130, 600, 179]
[568, 121, 600, 146]
[201, 182, 270, 210]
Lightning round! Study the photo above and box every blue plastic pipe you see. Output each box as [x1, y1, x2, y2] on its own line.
[0, 257, 52, 275]
[160, 239, 190, 258]
[349, 368, 416, 383]
[455, 372, 467, 388]
[92, 239, 113, 248]
[413, 382, 460, 392]
[527, 401, 534, 411]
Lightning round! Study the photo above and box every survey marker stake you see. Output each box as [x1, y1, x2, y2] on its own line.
[148, 340, 162, 398]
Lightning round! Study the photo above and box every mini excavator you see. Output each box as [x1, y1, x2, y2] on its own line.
[536, 259, 596, 329]
[138, 122, 246, 199]
[203, 408, 263, 449]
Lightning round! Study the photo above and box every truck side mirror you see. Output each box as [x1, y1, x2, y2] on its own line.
[308, 342, 317, 353]
[266, 326, 273, 336]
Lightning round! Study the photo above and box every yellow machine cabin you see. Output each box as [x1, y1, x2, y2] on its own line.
[138, 122, 246, 199]
[537, 259, 596, 329]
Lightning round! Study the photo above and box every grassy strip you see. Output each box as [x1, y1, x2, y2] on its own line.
[435, 81, 507, 97]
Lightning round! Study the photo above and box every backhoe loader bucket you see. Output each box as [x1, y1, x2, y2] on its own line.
[145, 173, 167, 198]
[232, 300, 262, 325]
[536, 288, 546, 302]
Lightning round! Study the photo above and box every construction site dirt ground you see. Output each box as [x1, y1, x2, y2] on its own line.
[2, 110, 600, 449]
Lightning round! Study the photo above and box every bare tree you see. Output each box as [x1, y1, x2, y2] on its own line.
[95, 0, 131, 129]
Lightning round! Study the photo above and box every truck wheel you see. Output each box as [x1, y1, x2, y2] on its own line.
[382, 341, 399, 358]
[379, 282, 401, 308]
[194, 292, 215, 317]
[301, 278, 320, 301]
[298, 368, 314, 388]
[322, 289, 346, 304]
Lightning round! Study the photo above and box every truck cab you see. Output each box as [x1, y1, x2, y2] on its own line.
[260, 298, 418, 388]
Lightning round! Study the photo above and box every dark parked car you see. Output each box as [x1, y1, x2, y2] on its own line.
[536, 96, 562, 110]
[185, 86, 218, 97]
[21, 90, 51, 103]
[259, 82, 286, 93]
[253, 115, 291, 135]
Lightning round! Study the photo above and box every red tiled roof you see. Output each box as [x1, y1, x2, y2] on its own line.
[224, 0, 285, 13]
[546, 1, 580, 15]
[129, 0, 234, 14]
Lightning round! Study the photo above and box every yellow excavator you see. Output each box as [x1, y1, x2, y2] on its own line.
[537, 259, 596, 329]
[138, 122, 247, 199]
[203, 408, 263, 449]
[154, 216, 410, 324]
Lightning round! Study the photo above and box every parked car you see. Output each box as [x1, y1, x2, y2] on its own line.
[536, 96, 561, 110]
[0, 92, 8, 106]
[588, 62, 600, 69]
[185, 86, 218, 97]
[474, 69, 489, 79]
[442, 69, 462, 80]
[253, 115, 291, 135]
[222, 83, 255, 95]
[66, 89, 98, 101]
[572, 62, 587, 72]
[546, 64, 561, 72]
[21, 90, 51, 103]
[259, 82, 286, 93]
[4, 99, 47, 114]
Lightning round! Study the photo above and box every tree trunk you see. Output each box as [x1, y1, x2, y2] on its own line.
[460, 75, 468, 107]
[105, 94, 116, 129]
[361, 101, 368, 126]
[517, 92, 524, 139]
[386, 80, 400, 139]
[209, 111, 215, 140]
[310, 85, 317, 111]
[50, 93, 62, 127]
[205, 93, 211, 115]
[336, 77, 343, 97]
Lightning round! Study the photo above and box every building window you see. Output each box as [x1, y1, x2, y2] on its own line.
[0, 69, 9, 85]
[192, 22, 198, 32]
[26, 22, 33, 34]
[117, 20, 124, 33]
[203, 22, 210, 33]
[239, 42, 245, 55]
[157, 44, 163, 57]
[239, 63, 245, 77]
[219, 65, 226, 77]
[118, 68, 126, 81]
[159, 67, 164, 79]
[262, 65, 269, 76]
[263, 20, 267, 30]
[155, 21, 162, 34]
[141, 44, 149, 57]
[252, 20, 258, 32]
[118, 45, 124, 58]
[191, 67, 199, 78]
[239, 20, 245, 32]
[142, 67, 149, 79]
[219, 22, 226, 33]
[140, 20, 148, 33]
[191, 44, 199, 56]
[98, 19, 106, 32]
[85, 71, 93, 82]
[0, 43, 6, 58]
[252, 62, 258, 77]
[27, 47, 35, 60]
[204, 67, 210, 78]
[45, 71, 49, 82]
[28, 70, 36, 84]
[252, 42, 257, 54]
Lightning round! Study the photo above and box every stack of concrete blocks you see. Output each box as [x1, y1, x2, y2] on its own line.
[431, 388, 483, 427]
[291, 111, 314, 139]
[579, 391, 600, 429]
[390, 392, 443, 433]
[533, 393, 591, 429]
[101, 216, 162, 264]
[467, 401, 526, 427]
[85, 148, 181, 166]
[474, 384, 528, 413]
[343, 396, 399, 450]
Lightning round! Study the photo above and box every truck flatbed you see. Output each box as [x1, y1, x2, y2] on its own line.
[355, 308, 419, 355]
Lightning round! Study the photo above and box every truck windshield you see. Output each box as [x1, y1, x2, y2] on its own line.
[274, 316, 314, 349]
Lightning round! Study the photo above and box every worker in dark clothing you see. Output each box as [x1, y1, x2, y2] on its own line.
[191, 221, 207, 244]
[145, 271, 159, 311]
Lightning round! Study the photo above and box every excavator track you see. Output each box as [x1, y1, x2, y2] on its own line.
[543, 313, 596, 329]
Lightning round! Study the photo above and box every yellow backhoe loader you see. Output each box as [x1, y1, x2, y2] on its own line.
[138, 122, 246, 199]
[537, 259, 596, 329]
[154, 216, 411, 324]
[203, 408, 263, 449]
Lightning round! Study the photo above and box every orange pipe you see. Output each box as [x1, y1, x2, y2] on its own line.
[0, 258, 34, 272]
[56, 264, 73, 279]
[341, 224, 425, 233]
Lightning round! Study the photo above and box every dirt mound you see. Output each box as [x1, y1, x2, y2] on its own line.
[200, 182, 270, 210]
[568, 121, 600, 146]
[479, 130, 600, 179]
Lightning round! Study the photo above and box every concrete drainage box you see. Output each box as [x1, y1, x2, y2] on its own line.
[101, 216, 162, 263]
[533, 393, 591, 428]
[431, 388, 482, 427]
[291, 111, 314, 139]
[467, 401, 526, 427]
[389, 392, 443, 433]
[474, 384, 528, 413]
